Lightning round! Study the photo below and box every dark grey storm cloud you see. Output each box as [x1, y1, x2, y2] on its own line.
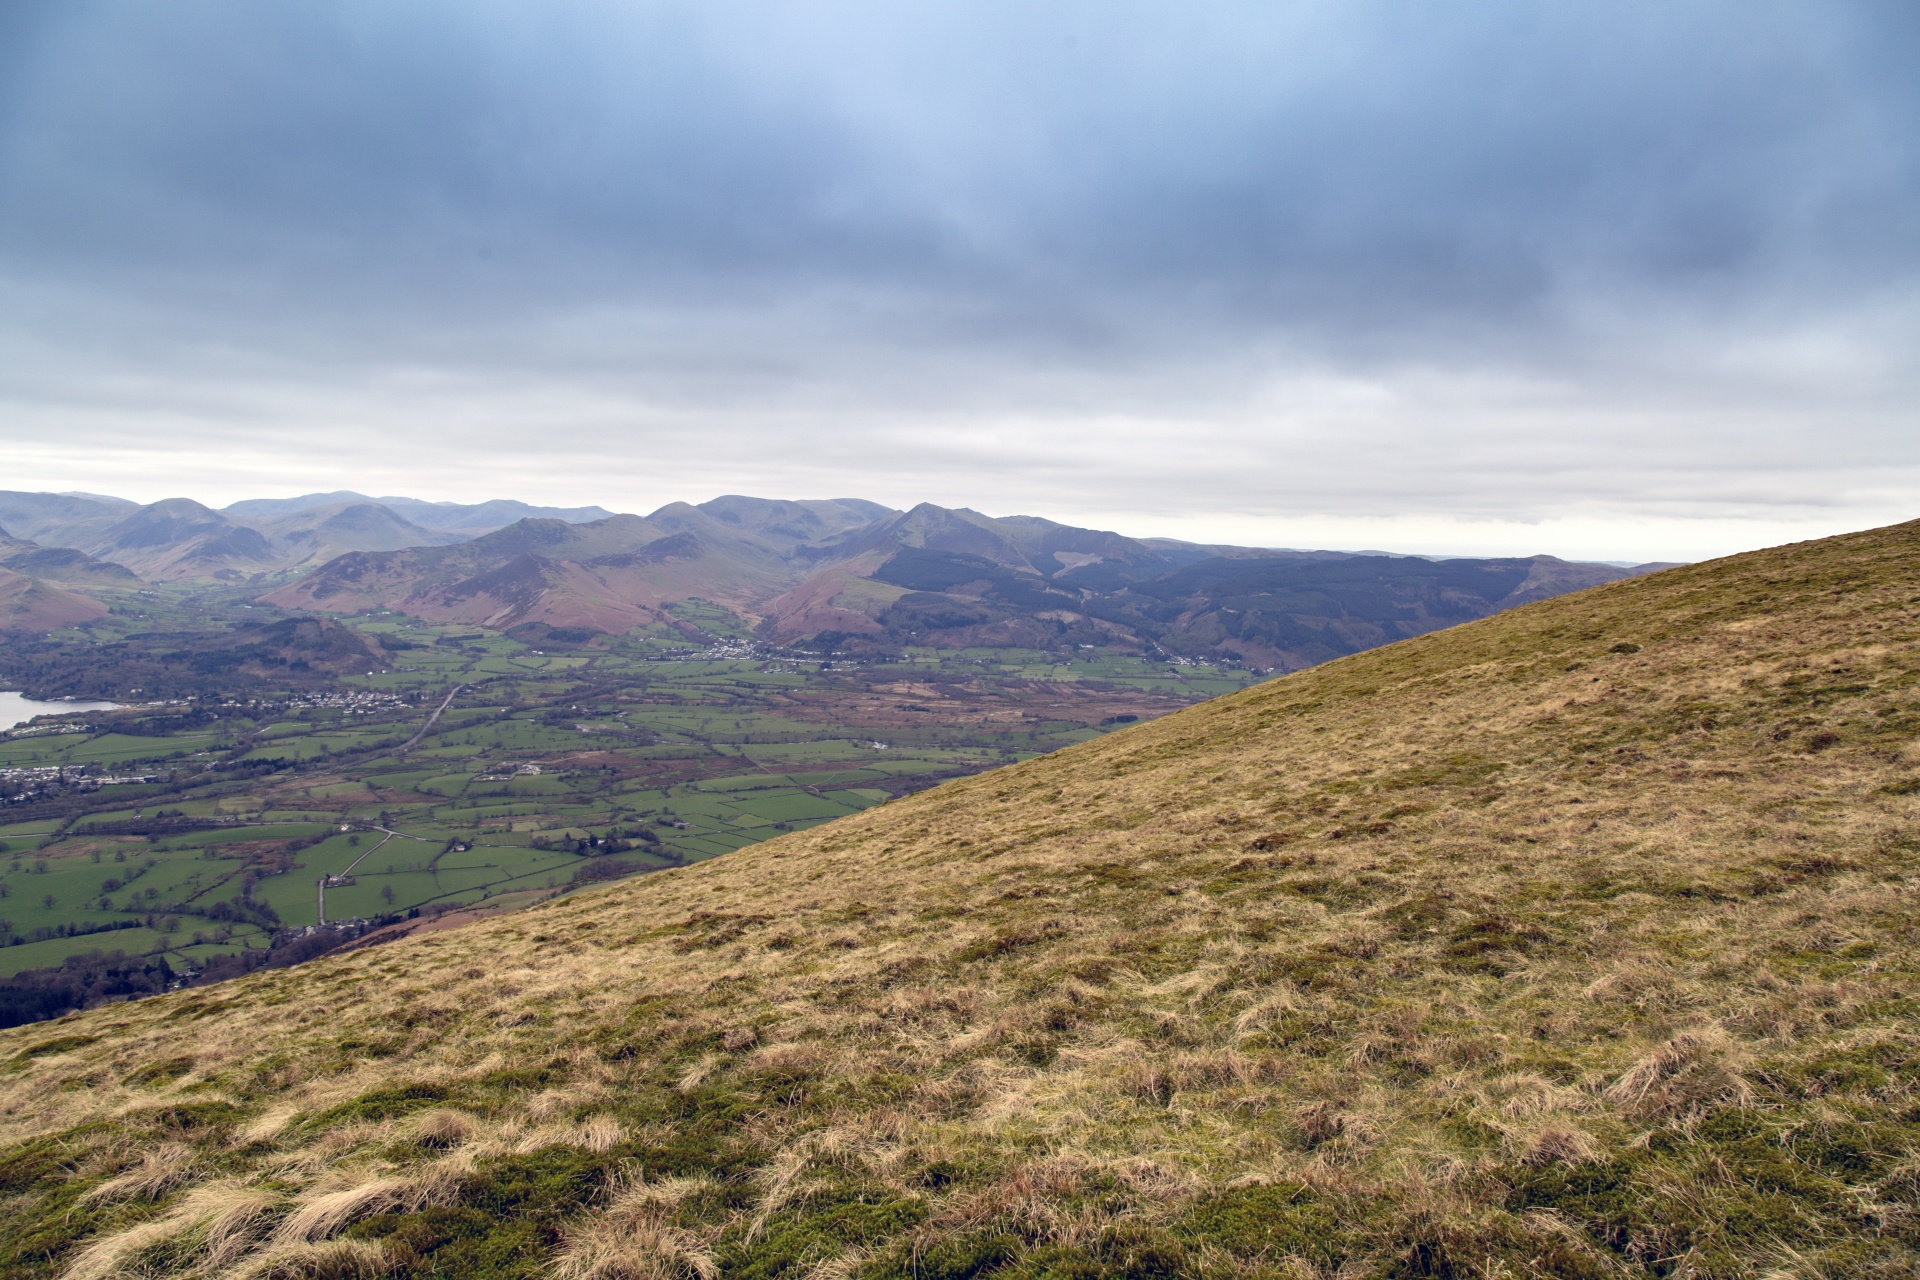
[0, 1, 1915, 559]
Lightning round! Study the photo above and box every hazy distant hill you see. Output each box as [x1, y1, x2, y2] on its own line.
[382, 496, 621, 533]
[0, 492, 436, 582]
[270, 496, 1660, 669]
[0, 489, 1665, 663]
[11, 522, 1917, 1277]
[237, 502, 468, 569]
[755, 501, 1163, 640]
[0, 565, 109, 631]
[675, 494, 895, 552]
[261, 507, 808, 632]
[71, 497, 278, 582]
[0, 528, 141, 589]
[0, 513, 155, 631]
[224, 492, 618, 533]
[758, 504, 1654, 668]
[1068, 549, 1648, 669]
[269, 498, 1164, 638]
[0, 491, 622, 583]
[0, 491, 136, 548]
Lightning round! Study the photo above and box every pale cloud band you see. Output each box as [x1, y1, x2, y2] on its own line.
[1, 1, 1915, 562]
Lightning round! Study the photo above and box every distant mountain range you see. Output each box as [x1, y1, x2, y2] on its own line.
[0, 489, 1673, 669]
[265, 495, 1670, 670]
[0, 491, 613, 583]
[221, 492, 618, 535]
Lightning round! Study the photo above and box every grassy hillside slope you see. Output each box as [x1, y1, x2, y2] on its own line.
[4, 522, 1919, 1280]
[0, 566, 110, 632]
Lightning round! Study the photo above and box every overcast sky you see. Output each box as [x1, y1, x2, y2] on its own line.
[1, 1, 1915, 561]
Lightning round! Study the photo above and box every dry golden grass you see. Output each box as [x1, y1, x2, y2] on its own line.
[4, 520, 1920, 1278]
[550, 1169, 721, 1280]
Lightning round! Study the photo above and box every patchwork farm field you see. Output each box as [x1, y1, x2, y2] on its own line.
[0, 607, 1261, 988]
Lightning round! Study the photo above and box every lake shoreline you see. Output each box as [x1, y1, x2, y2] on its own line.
[0, 691, 123, 733]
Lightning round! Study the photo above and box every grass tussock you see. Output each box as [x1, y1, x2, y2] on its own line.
[79, 1143, 198, 1205]
[5, 519, 1920, 1277]
[229, 1240, 393, 1280]
[551, 1170, 721, 1280]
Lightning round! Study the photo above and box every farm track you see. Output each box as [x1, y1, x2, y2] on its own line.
[317, 825, 447, 922]
[396, 683, 468, 754]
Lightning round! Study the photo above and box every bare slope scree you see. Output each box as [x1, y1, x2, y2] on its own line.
[3, 520, 1919, 1278]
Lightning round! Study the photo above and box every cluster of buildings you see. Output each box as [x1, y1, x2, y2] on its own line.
[213, 690, 410, 716]
[0, 765, 160, 805]
[1, 721, 92, 740]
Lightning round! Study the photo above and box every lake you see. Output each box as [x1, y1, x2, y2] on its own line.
[0, 691, 121, 732]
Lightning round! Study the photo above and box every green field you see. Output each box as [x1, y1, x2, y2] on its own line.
[0, 606, 1264, 978]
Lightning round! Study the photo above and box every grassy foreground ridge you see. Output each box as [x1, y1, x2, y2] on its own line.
[3, 521, 1919, 1279]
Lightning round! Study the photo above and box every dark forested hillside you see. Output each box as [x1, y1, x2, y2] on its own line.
[851, 543, 1643, 669]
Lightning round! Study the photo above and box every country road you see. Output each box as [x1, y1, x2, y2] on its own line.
[313, 682, 474, 921]
[317, 828, 393, 924]
[317, 824, 436, 923]
[397, 682, 467, 753]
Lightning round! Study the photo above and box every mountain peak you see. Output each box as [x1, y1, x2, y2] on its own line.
[223, 492, 376, 517]
[98, 497, 230, 547]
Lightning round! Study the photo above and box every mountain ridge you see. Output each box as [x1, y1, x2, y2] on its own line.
[0, 485, 1673, 671]
[0, 491, 622, 583]
[271, 498, 1659, 670]
[0, 528, 141, 591]
[223, 493, 619, 532]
